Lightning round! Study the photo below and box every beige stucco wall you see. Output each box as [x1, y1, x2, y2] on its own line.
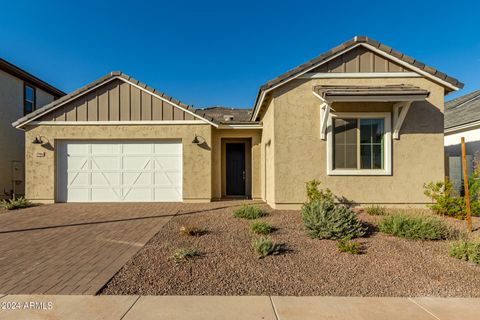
[0, 70, 55, 198]
[263, 76, 446, 209]
[211, 128, 262, 200]
[260, 99, 275, 206]
[24, 124, 212, 202]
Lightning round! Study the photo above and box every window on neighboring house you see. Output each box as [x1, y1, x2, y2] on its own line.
[24, 84, 35, 115]
[328, 113, 391, 175]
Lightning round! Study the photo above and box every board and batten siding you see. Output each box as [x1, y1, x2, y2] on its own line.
[312, 46, 407, 73]
[38, 79, 197, 122]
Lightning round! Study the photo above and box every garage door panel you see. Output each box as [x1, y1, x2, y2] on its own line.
[123, 172, 152, 185]
[91, 143, 120, 154]
[92, 156, 121, 170]
[123, 157, 151, 170]
[90, 188, 121, 202]
[68, 157, 88, 170]
[91, 172, 120, 186]
[154, 188, 181, 201]
[69, 172, 89, 186]
[154, 156, 182, 170]
[123, 143, 151, 154]
[57, 140, 182, 202]
[67, 143, 89, 154]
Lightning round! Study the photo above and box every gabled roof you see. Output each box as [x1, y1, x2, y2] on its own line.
[0, 57, 65, 97]
[445, 90, 480, 130]
[252, 36, 464, 120]
[13, 71, 219, 128]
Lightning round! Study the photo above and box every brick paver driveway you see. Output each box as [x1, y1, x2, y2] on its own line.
[0, 202, 215, 295]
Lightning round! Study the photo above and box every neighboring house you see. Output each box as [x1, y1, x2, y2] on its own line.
[0, 58, 64, 199]
[12, 36, 463, 208]
[444, 90, 480, 189]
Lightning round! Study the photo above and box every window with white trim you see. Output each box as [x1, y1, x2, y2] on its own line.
[327, 112, 391, 175]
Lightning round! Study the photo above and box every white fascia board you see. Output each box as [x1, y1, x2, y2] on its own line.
[28, 120, 207, 126]
[445, 119, 480, 134]
[217, 124, 263, 129]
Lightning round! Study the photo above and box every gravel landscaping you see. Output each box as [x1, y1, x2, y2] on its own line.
[101, 201, 480, 297]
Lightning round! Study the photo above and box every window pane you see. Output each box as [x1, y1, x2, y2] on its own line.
[372, 145, 383, 169]
[333, 118, 357, 169]
[359, 118, 384, 170]
[371, 119, 384, 144]
[25, 101, 33, 114]
[360, 145, 372, 169]
[360, 119, 371, 143]
[25, 85, 34, 101]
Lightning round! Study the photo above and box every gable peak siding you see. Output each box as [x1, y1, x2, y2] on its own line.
[36, 79, 196, 122]
[312, 46, 406, 73]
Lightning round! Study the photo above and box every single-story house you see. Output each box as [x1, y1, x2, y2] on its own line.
[12, 36, 463, 209]
[444, 90, 480, 190]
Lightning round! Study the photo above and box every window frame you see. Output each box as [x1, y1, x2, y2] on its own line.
[23, 82, 36, 115]
[326, 112, 392, 176]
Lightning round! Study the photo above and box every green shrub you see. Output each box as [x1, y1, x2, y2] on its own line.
[171, 248, 200, 262]
[306, 180, 334, 203]
[365, 205, 388, 216]
[423, 180, 480, 219]
[378, 213, 450, 240]
[337, 237, 364, 254]
[301, 200, 366, 240]
[179, 225, 206, 236]
[1, 197, 32, 210]
[449, 241, 480, 265]
[233, 205, 266, 219]
[250, 221, 273, 235]
[251, 236, 282, 258]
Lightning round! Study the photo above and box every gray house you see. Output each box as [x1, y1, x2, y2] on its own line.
[444, 90, 480, 189]
[0, 58, 64, 198]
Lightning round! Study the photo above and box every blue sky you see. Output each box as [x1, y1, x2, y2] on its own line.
[1, 0, 478, 108]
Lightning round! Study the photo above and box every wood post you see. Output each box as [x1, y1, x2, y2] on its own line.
[461, 137, 473, 232]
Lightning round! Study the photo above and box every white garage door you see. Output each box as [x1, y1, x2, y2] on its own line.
[57, 140, 182, 202]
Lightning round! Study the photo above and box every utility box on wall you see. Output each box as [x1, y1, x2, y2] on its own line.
[448, 155, 473, 196]
[11, 160, 24, 197]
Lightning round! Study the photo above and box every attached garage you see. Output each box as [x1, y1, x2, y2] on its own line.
[14, 72, 216, 204]
[57, 140, 182, 202]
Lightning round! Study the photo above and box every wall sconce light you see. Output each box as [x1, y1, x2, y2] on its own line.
[32, 136, 43, 144]
[192, 135, 200, 144]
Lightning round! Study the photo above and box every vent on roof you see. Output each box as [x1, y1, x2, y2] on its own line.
[223, 115, 234, 122]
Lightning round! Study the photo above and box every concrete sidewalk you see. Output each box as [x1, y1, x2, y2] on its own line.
[0, 295, 478, 320]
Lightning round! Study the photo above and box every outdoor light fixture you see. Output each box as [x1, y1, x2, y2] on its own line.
[32, 136, 43, 144]
[192, 135, 200, 144]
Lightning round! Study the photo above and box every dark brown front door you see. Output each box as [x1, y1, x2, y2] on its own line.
[226, 143, 246, 196]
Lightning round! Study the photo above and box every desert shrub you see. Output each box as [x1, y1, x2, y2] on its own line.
[378, 213, 450, 240]
[301, 200, 366, 240]
[337, 237, 364, 254]
[1, 197, 32, 210]
[233, 205, 266, 219]
[250, 221, 273, 235]
[251, 236, 282, 258]
[179, 226, 206, 236]
[365, 205, 388, 216]
[171, 248, 200, 262]
[449, 241, 480, 265]
[306, 180, 334, 203]
[424, 180, 480, 219]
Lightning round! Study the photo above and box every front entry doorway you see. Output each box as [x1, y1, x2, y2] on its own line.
[225, 143, 246, 196]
